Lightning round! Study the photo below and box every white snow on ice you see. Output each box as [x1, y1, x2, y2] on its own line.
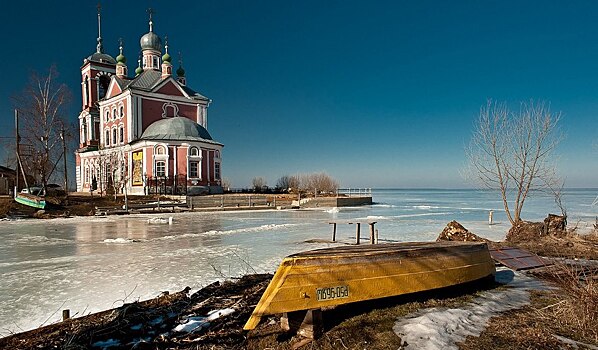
[393, 268, 547, 350]
[173, 308, 235, 334]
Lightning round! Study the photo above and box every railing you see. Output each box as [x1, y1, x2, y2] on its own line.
[337, 188, 372, 197]
[146, 175, 188, 195]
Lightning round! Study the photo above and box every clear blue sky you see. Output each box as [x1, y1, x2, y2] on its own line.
[1, 1, 597, 188]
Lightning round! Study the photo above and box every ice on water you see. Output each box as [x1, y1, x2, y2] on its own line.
[0, 189, 595, 335]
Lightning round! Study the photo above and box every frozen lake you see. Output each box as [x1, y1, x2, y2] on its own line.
[1, 189, 596, 335]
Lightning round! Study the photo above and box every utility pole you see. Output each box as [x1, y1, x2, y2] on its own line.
[14, 109, 19, 196]
[60, 123, 68, 198]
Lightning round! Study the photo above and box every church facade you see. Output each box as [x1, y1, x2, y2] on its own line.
[75, 10, 223, 196]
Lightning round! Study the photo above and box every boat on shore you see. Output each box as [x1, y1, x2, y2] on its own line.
[15, 192, 46, 209]
[244, 241, 496, 330]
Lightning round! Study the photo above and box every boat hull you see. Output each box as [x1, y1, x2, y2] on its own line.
[244, 241, 495, 330]
[15, 193, 46, 209]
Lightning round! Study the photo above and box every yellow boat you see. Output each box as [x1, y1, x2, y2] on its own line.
[244, 241, 495, 330]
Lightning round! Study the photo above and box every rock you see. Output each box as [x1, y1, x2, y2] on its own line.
[437, 221, 489, 242]
[33, 210, 46, 219]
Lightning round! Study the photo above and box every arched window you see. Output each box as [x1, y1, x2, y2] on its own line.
[98, 75, 110, 99]
[189, 147, 199, 156]
[105, 110, 109, 122]
[83, 77, 89, 107]
[119, 126, 124, 143]
[112, 108, 117, 120]
[156, 146, 166, 155]
[112, 128, 117, 145]
[105, 130, 110, 146]
[120, 106, 124, 118]
[215, 150, 220, 158]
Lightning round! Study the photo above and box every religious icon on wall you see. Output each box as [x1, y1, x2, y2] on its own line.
[132, 151, 143, 186]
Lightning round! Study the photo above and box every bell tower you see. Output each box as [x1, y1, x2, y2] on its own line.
[78, 4, 116, 150]
[140, 8, 162, 71]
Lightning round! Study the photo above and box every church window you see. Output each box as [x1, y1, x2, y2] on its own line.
[156, 146, 166, 155]
[112, 108, 117, 120]
[81, 122, 87, 142]
[153, 56, 158, 68]
[189, 147, 199, 156]
[119, 126, 124, 143]
[156, 161, 166, 177]
[105, 110, 109, 122]
[215, 150, 220, 158]
[105, 130, 110, 146]
[189, 161, 199, 178]
[214, 162, 221, 180]
[83, 77, 89, 107]
[98, 75, 110, 99]
[120, 106, 124, 118]
[112, 128, 117, 145]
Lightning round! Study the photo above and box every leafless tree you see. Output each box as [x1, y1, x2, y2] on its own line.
[465, 100, 563, 225]
[13, 66, 72, 190]
[251, 177, 267, 192]
[298, 172, 339, 195]
[276, 175, 299, 192]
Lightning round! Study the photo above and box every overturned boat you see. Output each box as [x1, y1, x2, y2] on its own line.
[244, 241, 495, 330]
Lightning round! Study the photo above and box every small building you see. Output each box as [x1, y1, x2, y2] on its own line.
[75, 9, 223, 195]
[0, 165, 16, 195]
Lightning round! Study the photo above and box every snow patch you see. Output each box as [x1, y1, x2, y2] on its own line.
[393, 269, 546, 350]
[173, 308, 235, 334]
[102, 238, 136, 244]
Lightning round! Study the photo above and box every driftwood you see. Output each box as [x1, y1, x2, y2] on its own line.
[436, 221, 489, 242]
[0, 274, 272, 350]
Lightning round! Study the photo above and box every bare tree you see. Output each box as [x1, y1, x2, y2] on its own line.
[251, 177, 267, 192]
[465, 100, 563, 225]
[13, 66, 72, 190]
[275, 175, 299, 192]
[297, 172, 339, 195]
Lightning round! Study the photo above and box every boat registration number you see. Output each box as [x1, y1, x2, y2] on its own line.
[316, 285, 349, 301]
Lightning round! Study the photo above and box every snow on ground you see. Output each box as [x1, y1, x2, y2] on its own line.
[393, 268, 547, 350]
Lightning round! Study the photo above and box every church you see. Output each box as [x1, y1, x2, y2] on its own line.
[75, 9, 223, 196]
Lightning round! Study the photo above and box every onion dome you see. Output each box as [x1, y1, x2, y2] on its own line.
[162, 35, 171, 63]
[140, 31, 161, 51]
[176, 65, 185, 77]
[116, 38, 126, 64]
[135, 57, 143, 76]
[140, 10, 161, 51]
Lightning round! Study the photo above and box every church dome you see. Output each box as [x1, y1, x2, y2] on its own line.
[141, 117, 213, 141]
[86, 52, 116, 64]
[140, 31, 161, 51]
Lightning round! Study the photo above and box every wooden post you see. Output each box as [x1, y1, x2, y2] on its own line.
[369, 222, 376, 244]
[355, 223, 361, 245]
[281, 309, 323, 339]
[488, 210, 494, 225]
[221, 195, 224, 208]
[330, 222, 337, 242]
[375, 229, 379, 244]
[62, 309, 70, 321]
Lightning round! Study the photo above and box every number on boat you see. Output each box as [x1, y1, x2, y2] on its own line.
[316, 285, 349, 301]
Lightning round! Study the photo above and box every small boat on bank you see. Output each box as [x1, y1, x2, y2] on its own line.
[15, 192, 46, 209]
[244, 241, 495, 330]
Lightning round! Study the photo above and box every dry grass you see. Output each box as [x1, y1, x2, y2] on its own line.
[540, 262, 598, 344]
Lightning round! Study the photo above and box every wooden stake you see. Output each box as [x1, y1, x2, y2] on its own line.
[62, 309, 70, 321]
[355, 223, 361, 245]
[331, 222, 337, 242]
[369, 222, 376, 244]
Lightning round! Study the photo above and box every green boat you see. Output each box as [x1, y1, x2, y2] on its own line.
[15, 193, 46, 209]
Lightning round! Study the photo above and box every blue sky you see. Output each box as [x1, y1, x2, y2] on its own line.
[0, 1, 597, 188]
